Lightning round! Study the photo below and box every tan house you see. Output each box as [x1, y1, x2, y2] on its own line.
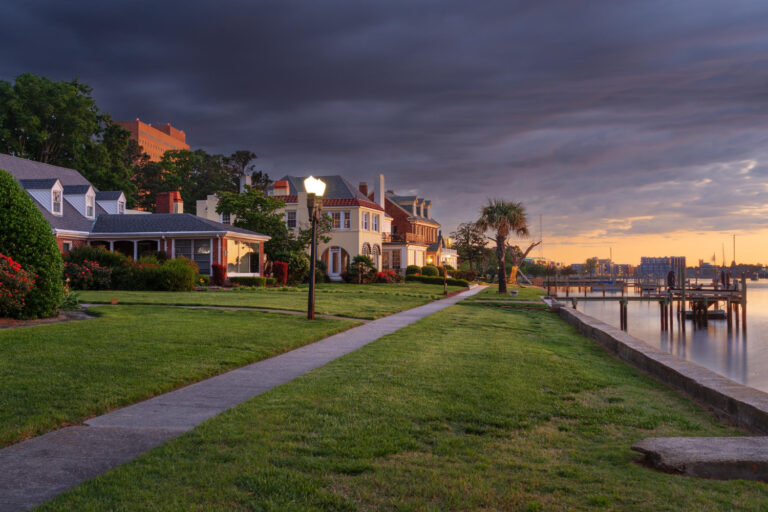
[268, 175, 391, 280]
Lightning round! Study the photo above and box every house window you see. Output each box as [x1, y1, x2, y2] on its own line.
[86, 195, 95, 218]
[286, 210, 297, 229]
[62, 242, 72, 253]
[392, 250, 401, 269]
[174, 239, 211, 274]
[52, 190, 62, 214]
[227, 239, 260, 275]
[373, 214, 379, 232]
[221, 212, 231, 225]
[362, 212, 370, 231]
[118, 201, 125, 214]
[331, 211, 351, 230]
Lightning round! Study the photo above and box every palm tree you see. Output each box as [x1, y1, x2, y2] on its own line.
[476, 199, 539, 294]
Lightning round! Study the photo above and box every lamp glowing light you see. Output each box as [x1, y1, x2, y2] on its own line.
[304, 176, 326, 197]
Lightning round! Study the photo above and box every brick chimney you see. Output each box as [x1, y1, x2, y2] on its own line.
[359, 182, 368, 196]
[273, 180, 290, 196]
[156, 190, 184, 214]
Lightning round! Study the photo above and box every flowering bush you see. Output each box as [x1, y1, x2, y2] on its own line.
[372, 269, 402, 284]
[63, 260, 112, 290]
[0, 253, 35, 318]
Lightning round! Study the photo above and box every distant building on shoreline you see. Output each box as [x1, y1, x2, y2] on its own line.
[638, 256, 686, 278]
[115, 119, 189, 162]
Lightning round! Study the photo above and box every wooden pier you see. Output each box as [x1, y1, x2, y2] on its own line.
[546, 273, 748, 333]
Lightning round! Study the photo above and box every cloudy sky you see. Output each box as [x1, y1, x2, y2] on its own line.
[2, 0, 768, 264]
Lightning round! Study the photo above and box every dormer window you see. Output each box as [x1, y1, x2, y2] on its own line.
[86, 195, 95, 218]
[118, 201, 125, 214]
[52, 190, 62, 214]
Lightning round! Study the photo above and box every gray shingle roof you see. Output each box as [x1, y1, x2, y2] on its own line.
[96, 191, 124, 200]
[0, 153, 91, 186]
[277, 175, 371, 201]
[19, 178, 59, 189]
[32, 197, 95, 233]
[63, 185, 92, 194]
[92, 213, 267, 238]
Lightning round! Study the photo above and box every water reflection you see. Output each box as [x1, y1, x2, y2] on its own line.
[575, 280, 767, 392]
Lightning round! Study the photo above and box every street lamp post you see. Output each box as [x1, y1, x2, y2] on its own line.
[304, 176, 326, 320]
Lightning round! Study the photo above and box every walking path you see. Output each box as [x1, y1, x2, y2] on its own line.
[0, 286, 483, 512]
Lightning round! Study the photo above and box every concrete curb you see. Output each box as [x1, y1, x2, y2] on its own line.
[558, 306, 768, 434]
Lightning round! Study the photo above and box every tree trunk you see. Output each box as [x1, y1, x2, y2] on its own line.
[497, 240, 507, 294]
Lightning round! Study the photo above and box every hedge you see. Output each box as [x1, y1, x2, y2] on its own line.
[406, 265, 421, 275]
[230, 276, 278, 287]
[405, 275, 470, 287]
[0, 169, 64, 318]
[421, 265, 439, 276]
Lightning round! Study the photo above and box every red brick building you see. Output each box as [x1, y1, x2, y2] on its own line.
[115, 119, 190, 162]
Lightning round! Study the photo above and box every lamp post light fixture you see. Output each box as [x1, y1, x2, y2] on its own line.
[304, 176, 326, 320]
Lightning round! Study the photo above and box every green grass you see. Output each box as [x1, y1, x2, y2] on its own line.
[466, 283, 546, 302]
[0, 306, 355, 447]
[38, 301, 766, 511]
[77, 282, 464, 320]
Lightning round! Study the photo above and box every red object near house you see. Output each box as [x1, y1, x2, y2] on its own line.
[156, 190, 184, 214]
[212, 263, 227, 286]
[273, 261, 288, 285]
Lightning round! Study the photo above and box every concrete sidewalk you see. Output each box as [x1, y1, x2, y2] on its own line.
[0, 286, 483, 512]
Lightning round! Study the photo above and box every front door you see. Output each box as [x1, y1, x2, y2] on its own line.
[330, 247, 342, 277]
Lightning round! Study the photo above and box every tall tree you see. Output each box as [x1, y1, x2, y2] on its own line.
[451, 222, 486, 271]
[584, 257, 598, 276]
[217, 186, 332, 263]
[224, 150, 271, 191]
[476, 199, 540, 294]
[0, 73, 142, 201]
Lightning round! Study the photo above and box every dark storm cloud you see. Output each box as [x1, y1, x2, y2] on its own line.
[2, 0, 768, 246]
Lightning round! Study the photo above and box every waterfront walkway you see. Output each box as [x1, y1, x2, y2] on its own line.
[0, 286, 483, 512]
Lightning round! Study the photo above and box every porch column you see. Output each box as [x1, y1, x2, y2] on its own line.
[109, 240, 114, 251]
[209, 238, 213, 276]
[133, 241, 138, 261]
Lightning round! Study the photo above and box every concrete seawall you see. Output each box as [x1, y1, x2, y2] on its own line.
[557, 306, 768, 434]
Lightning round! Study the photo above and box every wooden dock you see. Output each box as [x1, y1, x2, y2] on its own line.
[546, 272, 748, 333]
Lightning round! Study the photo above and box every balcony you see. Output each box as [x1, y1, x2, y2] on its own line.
[382, 232, 433, 245]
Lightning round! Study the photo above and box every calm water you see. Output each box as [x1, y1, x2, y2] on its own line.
[574, 280, 768, 393]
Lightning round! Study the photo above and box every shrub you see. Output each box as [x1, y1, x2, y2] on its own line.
[372, 269, 402, 283]
[266, 277, 277, 286]
[197, 274, 211, 287]
[230, 276, 268, 287]
[286, 252, 309, 284]
[406, 265, 421, 275]
[151, 257, 198, 291]
[65, 246, 132, 268]
[421, 265, 439, 276]
[452, 270, 478, 281]
[63, 260, 112, 290]
[405, 275, 470, 287]
[272, 261, 289, 285]
[0, 253, 35, 318]
[350, 255, 376, 283]
[0, 169, 63, 318]
[212, 263, 227, 286]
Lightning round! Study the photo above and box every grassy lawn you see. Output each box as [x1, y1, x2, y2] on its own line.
[466, 283, 546, 301]
[39, 301, 767, 511]
[0, 306, 356, 447]
[77, 282, 465, 320]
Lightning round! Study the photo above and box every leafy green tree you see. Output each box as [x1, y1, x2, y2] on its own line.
[0, 169, 64, 318]
[450, 222, 485, 272]
[0, 73, 142, 201]
[224, 150, 271, 191]
[476, 199, 539, 294]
